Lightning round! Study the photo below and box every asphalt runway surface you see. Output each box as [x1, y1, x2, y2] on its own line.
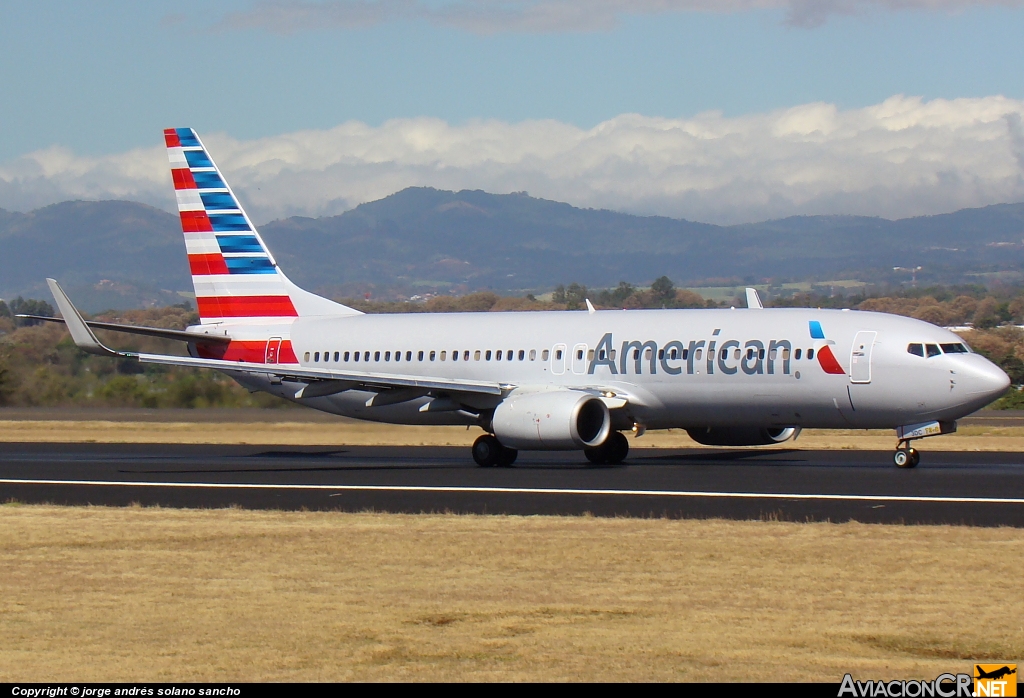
[2, 443, 1024, 526]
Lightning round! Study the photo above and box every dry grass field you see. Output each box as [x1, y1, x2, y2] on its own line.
[0, 505, 1021, 682]
[3, 418, 1024, 451]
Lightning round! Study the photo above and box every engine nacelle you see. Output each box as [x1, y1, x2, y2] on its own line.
[686, 426, 801, 447]
[492, 390, 611, 450]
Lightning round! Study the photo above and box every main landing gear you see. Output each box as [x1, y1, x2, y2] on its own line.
[893, 441, 920, 469]
[584, 431, 629, 466]
[472, 434, 518, 467]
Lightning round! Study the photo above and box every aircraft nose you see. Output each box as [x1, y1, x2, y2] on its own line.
[962, 358, 1011, 402]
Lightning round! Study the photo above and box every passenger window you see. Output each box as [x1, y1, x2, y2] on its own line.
[452, 350, 459, 362]
[344, 351, 350, 361]
[769, 350, 777, 360]
[374, 351, 381, 361]
[406, 351, 412, 361]
[610, 350, 617, 360]
[682, 349, 688, 360]
[529, 350, 537, 360]
[364, 351, 370, 361]
[496, 350, 502, 360]
[440, 351, 446, 361]
[465, 351, 471, 361]
[429, 351, 435, 361]
[395, 351, 401, 362]
[670, 348, 679, 360]
[474, 350, 481, 361]
[782, 349, 790, 360]
[556, 349, 563, 360]
[304, 352, 310, 362]
[940, 343, 968, 354]
[926, 344, 941, 358]
[486, 350, 492, 360]
[542, 349, 550, 361]
[746, 348, 754, 360]
[334, 352, 340, 362]
[418, 351, 424, 361]
[314, 352, 320, 362]
[578, 349, 585, 360]
[354, 352, 360, 362]
[521, 350, 527, 361]
[794, 348, 802, 360]
[807, 349, 814, 360]
[695, 349, 703, 361]
[907, 343, 924, 357]
[758, 349, 765, 360]
[733, 349, 741, 360]
[385, 351, 391, 361]
[633, 349, 640, 360]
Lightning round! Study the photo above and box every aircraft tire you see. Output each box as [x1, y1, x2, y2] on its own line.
[472, 434, 503, 467]
[585, 432, 629, 466]
[894, 448, 917, 469]
[605, 432, 629, 465]
[497, 447, 518, 467]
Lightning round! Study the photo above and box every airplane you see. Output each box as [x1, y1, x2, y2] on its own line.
[975, 666, 1016, 681]
[28, 128, 1012, 469]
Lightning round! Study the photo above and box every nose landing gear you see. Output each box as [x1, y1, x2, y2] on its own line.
[892, 420, 957, 469]
[893, 443, 920, 469]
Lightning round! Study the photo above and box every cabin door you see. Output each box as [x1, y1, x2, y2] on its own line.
[849, 331, 876, 384]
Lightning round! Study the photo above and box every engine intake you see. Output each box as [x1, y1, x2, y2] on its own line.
[492, 390, 611, 450]
[686, 426, 800, 447]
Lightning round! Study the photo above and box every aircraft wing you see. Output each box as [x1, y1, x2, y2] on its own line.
[45, 277, 505, 398]
[15, 314, 231, 345]
[137, 352, 506, 396]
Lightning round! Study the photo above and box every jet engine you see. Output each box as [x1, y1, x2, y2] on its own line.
[491, 390, 611, 450]
[686, 426, 800, 447]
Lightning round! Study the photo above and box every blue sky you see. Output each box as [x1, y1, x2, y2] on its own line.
[3, 1, 1023, 159]
[2, 1, 1024, 223]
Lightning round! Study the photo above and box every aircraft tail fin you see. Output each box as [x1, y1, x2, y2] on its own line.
[164, 128, 360, 323]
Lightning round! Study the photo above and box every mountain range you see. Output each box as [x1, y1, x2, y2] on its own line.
[3, 187, 1024, 311]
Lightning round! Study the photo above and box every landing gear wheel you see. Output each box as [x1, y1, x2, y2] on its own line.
[472, 434, 503, 467]
[497, 447, 518, 467]
[604, 431, 629, 465]
[584, 432, 630, 466]
[894, 448, 918, 469]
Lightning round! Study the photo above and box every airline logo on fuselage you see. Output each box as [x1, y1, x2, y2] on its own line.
[588, 322, 846, 377]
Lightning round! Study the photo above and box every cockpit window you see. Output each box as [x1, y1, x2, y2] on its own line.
[907, 343, 924, 357]
[940, 343, 969, 354]
[925, 343, 941, 358]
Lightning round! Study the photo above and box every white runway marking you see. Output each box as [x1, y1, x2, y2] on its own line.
[1, 478, 1023, 505]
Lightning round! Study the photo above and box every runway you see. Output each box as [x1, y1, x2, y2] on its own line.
[2, 443, 1024, 525]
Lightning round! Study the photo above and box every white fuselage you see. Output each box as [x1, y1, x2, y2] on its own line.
[218, 306, 1010, 431]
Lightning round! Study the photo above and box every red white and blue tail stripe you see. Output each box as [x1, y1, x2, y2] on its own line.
[165, 127, 356, 324]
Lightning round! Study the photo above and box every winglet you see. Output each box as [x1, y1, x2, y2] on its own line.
[585, 298, 596, 314]
[46, 278, 127, 358]
[745, 288, 763, 309]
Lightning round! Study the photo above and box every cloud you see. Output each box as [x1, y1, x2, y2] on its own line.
[3, 95, 1024, 225]
[210, 0, 1024, 34]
